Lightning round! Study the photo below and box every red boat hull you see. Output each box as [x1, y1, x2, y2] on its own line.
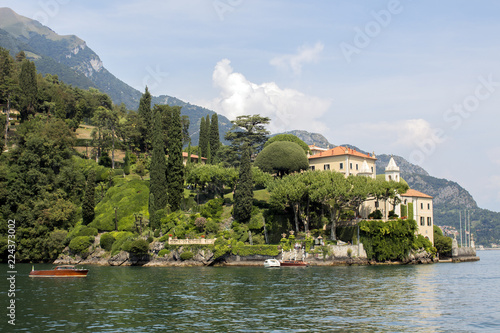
[280, 260, 309, 267]
[29, 266, 88, 278]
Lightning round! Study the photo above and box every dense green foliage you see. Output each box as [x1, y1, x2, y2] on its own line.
[166, 106, 184, 211]
[91, 178, 149, 231]
[82, 169, 96, 225]
[233, 144, 253, 222]
[69, 236, 94, 256]
[137, 87, 152, 152]
[360, 219, 417, 261]
[231, 244, 280, 256]
[412, 235, 435, 256]
[100, 232, 115, 252]
[199, 116, 208, 158]
[180, 251, 194, 260]
[433, 225, 452, 256]
[19, 59, 38, 121]
[149, 106, 167, 229]
[210, 113, 220, 161]
[128, 238, 149, 255]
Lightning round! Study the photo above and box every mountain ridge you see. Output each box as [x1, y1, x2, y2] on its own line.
[0, 7, 232, 144]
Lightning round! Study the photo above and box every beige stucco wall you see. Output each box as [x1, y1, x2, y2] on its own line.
[402, 196, 434, 244]
[361, 195, 434, 245]
[309, 155, 376, 178]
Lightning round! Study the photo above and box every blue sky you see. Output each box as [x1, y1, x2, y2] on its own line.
[4, 0, 500, 212]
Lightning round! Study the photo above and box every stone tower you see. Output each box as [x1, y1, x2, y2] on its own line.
[385, 155, 400, 182]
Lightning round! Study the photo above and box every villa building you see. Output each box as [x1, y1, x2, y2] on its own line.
[308, 146, 434, 244]
[308, 146, 377, 179]
[401, 189, 434, 244]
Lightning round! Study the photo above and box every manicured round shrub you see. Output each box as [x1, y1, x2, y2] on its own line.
[100, 233, 115, 252]
[77, 225, 98, 237]
[128, 239, 149, 254]
[180, 251, 194, 261]
[158, 249, 170, 257]
[69, 236, 94, 255]
[254, 141, 309, 177]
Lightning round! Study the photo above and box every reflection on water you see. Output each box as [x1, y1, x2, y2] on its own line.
[1, 251, 499, 332]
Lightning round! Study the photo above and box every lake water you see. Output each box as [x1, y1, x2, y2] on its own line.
[1, 250, 499, 332]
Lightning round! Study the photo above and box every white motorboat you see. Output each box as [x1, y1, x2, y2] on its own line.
[263, 259, 281, 268]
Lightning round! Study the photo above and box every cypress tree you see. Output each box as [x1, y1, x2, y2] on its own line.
[233, 143, 253, 222]
[123, 150, 131, 175]
[186, 142, 192, 167]
[206, 142, 211, 165]
[18, 60, 38, 122]
[199, 116, 207, 158]
[82, 169, 96, 225]
[167, 106, 184, 211]
[149, 106, 167, 229]
[138, 87, 152, 153]
[204, 115, 211, 162]
[210, 113, 220, 162]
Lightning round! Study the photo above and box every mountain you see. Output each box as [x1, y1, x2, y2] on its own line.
[277, 130, 334, 149]
[0, 7, 232, 145]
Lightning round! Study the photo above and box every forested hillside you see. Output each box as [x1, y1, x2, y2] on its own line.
[0, 7, 232, 145]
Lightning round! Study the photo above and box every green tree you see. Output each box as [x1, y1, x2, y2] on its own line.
[268, 173, 307, 233]
[186, 163, 238, 200]
[0, 114, 5, 153]
[123, 150, 131, 175]
[149, 106, 167, 229]
[371, 179, 409, 220]
[434, 225, 452, 256]
[264, 133, 309, 154]
[18, 59, 38, 121]
[91, 106, 120, 168]
[255, 141, 309, 177]
[15, 50, 26, 62]
[309, 171, 350, 240]
[138, 87, 152, 152]
[225, 114, 270, 155]
[167, 106, 184, 211]
[210, 113, 220, 162]
[199, 116, 208, 158]
[0, 47, 16, 150]
[233, 143, 253, 222]
[181, 115, 190, 146]
[82, 169, 96, 225]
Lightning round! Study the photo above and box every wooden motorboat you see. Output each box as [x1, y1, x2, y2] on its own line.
[264, 259, 281, 268]
[29, 265, 88, 278]
[280, 260, 309, 267]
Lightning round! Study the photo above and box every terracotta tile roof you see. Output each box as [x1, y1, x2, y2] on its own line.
[308, 145, 327, 151]
[182, 152, 207, 160]
[308, 146, 376, 160]
[401, 189, 433, 199]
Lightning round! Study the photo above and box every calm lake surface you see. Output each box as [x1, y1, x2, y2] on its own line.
[1, 250, 499, 332]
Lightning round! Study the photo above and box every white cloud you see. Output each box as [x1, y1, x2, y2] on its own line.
[270, 42, 324, 76]
[333, 119, 445, 155]
[207, 59, 331, 134]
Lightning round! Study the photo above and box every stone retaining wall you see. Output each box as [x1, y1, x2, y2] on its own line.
[168, 238, 216, 245]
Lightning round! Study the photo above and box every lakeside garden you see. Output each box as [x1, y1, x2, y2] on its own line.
[0, 48, 452, 264]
